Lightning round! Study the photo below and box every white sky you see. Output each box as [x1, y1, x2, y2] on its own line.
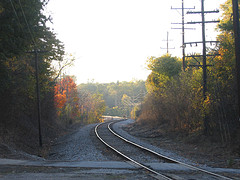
[46, 0, 226, 84]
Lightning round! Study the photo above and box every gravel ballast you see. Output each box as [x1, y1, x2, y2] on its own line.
[1, 120, 239, 179]
[48, 123, 111, 161]
[112, 120, 196, 166]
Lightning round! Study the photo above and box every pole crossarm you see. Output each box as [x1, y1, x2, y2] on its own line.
[171, 6, 195, 10]
[186, 54, 219, 66]
[171, 28, 196, 30]
[160, 47, 175, 49]
[187, 20, 220, 24]
[171, 22, 189, 25]
[185, 54, 220, 58]
[160, 32, 175, 54]
[171, 0, 195, 71]
[188, 64, 214, 67]
[184, 41, 219, 45]
[187, 10, 219, 14]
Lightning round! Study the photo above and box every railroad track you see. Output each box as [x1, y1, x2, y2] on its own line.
[95, 120, 233, 180]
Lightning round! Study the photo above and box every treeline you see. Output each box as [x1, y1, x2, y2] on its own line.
[56, 79, 147, 124]
[78, 80, 146, 118]
[0, 0, 106, 153]
[55, 75, 106, 125]
[0, 0, 146, 154]
[0, 0, 67, 152]
[135, 0, 240, 147]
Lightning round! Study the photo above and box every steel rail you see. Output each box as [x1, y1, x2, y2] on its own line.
[108, 122, 233, 180]
[95, 122, 173, 180]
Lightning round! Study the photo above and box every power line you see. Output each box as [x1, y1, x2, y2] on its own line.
[10, 0, 44, 147]
[9, 0, 36, 45]
[18, 0, 36, 46]
[9, 0, 20, 23]
[9, 0, 25, 33]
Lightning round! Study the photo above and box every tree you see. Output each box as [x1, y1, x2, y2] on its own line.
[146, 54, 181, 93]
[54, 76, 79, 125]
[136, 1, 240, 147]
[147, 55, 182, 78]
[77, 90, 106, 124]
[0, 0, 65, 150]
[78, 80, 147, 117]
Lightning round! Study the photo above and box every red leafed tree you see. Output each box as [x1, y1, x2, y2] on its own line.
[54, 75, 80, 124]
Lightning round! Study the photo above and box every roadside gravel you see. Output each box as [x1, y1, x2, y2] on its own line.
[48, 123, 111, 161]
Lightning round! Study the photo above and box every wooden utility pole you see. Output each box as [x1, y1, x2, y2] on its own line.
[34, 50, 42, 147]
[186, 0, 219, 134]
[171, 0, 195, 71]
[186, 2, 219, 97]
[201, 0, 209, 134]
[201, 0, 207, 100]
[232, 0, 240, 121]
[27, 49, 47, 147]
[160, 31, 175, 54]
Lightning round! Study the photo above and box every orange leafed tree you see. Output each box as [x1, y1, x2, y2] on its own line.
[54, 84, 67, 109]
[54, 76, 80, 124]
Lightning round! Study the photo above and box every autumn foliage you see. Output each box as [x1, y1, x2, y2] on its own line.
[135, 0, 240, 148]
[0, 0, 65, 153]
[54, 76, 80, 124]
[54, 76, 106, 125]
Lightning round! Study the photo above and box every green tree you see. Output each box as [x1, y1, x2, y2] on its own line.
[204, 0, 240, 142]
[0, 0, 65, 150]
[147, 55, 182, 78]
[137, 0, 240, 148]
[146, 54, 181, 93]
[78, 80, 146, 117]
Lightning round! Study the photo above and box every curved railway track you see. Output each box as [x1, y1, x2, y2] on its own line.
[95, 120, 233, 180]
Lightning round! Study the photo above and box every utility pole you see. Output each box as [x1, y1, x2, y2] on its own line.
[201, 0, 207, 101]
[232, 0, 240, 121]
[160, 31, 175, 54]
[187, 1, 219, 99]
[27, 49, 47, 147]
[171, 0, 195, 71]
[186, 0, 219, 134]
[34, 50, 42, 147]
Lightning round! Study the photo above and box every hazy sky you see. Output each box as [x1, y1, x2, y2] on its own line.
[46, 0, 226, 84]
